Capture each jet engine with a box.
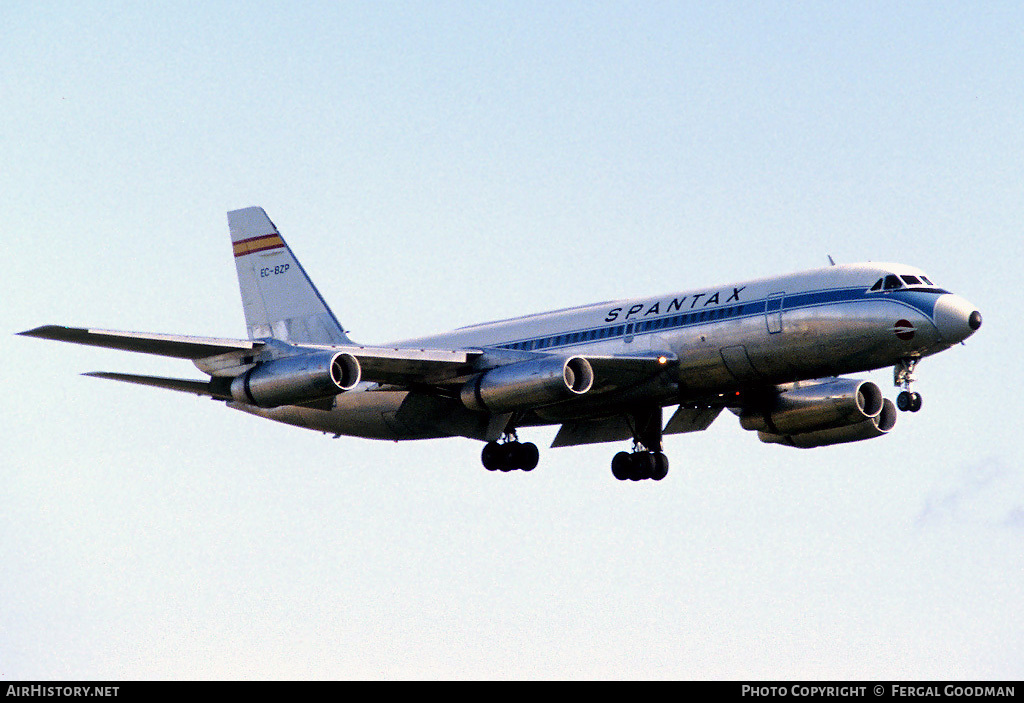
[461,356,594,414]
[230,351,361,407]
[757,399,897,448]
[738,378,896,447]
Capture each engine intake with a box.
[740,378,884,435]
[461,356,594,414]
[230,351,361,408]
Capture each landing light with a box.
[658,355,668,365]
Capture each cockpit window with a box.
[869,272,946,294]
[884,275,903,290]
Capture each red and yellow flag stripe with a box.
[233,234,285,258]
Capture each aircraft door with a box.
[765,292,785,334]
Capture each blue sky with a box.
[2,1,1022,679]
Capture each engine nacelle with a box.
[757,398,897,448]
[461,356,594,414]
[739,378,884,435]
[230,351,361,408]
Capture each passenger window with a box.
[884,275,903,290]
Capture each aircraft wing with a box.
[583,351,678,392]
[551,405,722,448]
[551,416,634,447]
[663,406,722,434]
[18,325,262,359]
[19,325,481,387]
[299,344,481,385]
[21,326,674,402]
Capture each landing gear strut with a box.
[611,406,669,481]
[894,357,923,412]
[481,429,539,472]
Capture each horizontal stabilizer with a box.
[84,372,232,399]
[19,326,261,360]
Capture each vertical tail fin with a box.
[228,207,352,344]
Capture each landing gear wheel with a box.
[630,452,655,481]
[651,452,669,481]
[518,442,539,471]
[897,391,911,412]
[611,451,669,481]
[897,391,923,413]
[611,452,632,481]
[482,441,503,471]
[482,440,540,472]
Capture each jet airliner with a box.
[19,207,982,481]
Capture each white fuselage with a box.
[232,262,978,441]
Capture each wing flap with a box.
[301,344,482,385]
[551,416,634,448]
[553,404,722,447]
[663,406,723,434]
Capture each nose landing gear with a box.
[894,358,923,412]
[896,391,922,412]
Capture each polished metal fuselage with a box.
[231,262,971,441]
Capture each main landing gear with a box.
[481,431,539,472]
[612,448,669,481]
[611,405,669,482]
[894,357,923,413]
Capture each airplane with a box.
[18,207,983,481]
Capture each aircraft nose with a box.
[933,294,982,344]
